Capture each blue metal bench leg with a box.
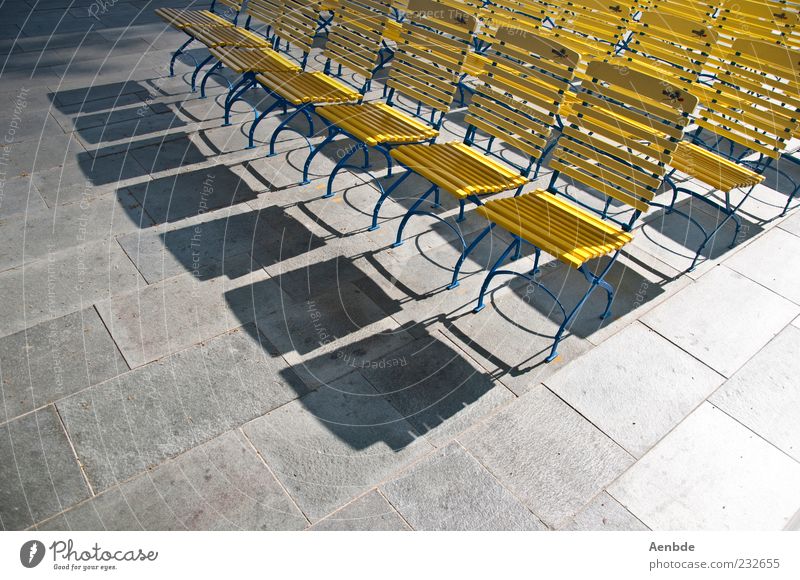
[456,199,466,222]
[324,143,360,197]
[782,183,800,216]
[370,170,411,231]
[547,259,617,362]
[303,128,338,185]
[449,222,495,289]
[473,238,522,312]
[392,185,437,247]
[223,76,253,126]
[431,187,441,208]
[199,60,223,99]
[170,37,194,77]
[191,54,215,92]
[248,98,283,148]
[268,104,312,156]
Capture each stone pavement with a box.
[1,0,800,532]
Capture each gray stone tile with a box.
[530,247,690,347]
[382,443,545,531]
[0,239,145,338]
[73,104,185,146]
[545,322,724,457]
[710,325,800,462]
[243,372,433,521]
[1,189,152,271]
[245,262,414,383]
[0,176,47,219]
[609,403,800,530]
[0,406,90,530]
[460,386,634,528]
[635,198,762,278]
[441,276,594,396]
[57,323,309,491]
[117,203,325,284]
[129,133,208,174]
[561,492,649,531]
[358,333,514,446]
[0,107,57,145]
[779,209,800,237]
[37,430,307,531]
[4,125,86,178]
[49,80,148,109]
[725,228,800,305]
[32,151,149,206]
[309,490,410,531]
[124,165,266,226]
[642,266,800,377]
[0,308,127,422]
[96,254,276,367]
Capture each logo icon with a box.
[20,540,46,568]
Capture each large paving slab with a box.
[710,325,800,463]
[95,254,277,367]
[561,492,649,531]
[381,443,545,531]
[610,403,800,530]
[634,198,761,278]
[37,430,307,531]
[725,227,800,305]
[4,125,87,178]
[544,322,724,457]
[0,406,90,530]
[0,238,145,338]
[642,266,800,377]
[358,332,514,446]
[0,176,48,219]
[116,202,325,284]
[1,189,152,271]
[124,164,267,226]
[56,323,309,492]
[780,209,800,237]
[0,308,127,422]
[309,490,410,531]
[460,386,634,528]
[242,372,433,521]
[441,276,594,396]
[243,262,416,387]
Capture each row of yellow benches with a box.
[156,0,800,362]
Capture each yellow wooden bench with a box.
[305,0,477,196]
[473,60,697,361]
[387,27,582,288]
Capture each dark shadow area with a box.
[274,326,497,450]
[75,148,151,186]
[49,81,151,114]
[441,245,675,376]
[641,196,765,264]
[157,206,327,279]
[74,105,188,144]
[123,165,264,225]
[225,255,402,358]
